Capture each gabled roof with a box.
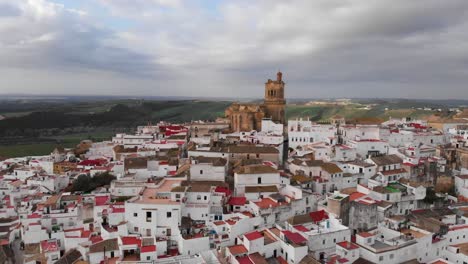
[321,163,343,174]
[371,154,403,166]
[89,238,118,253]
[54,249,82,264]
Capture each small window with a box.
[197,195,201,200]
[167,212,172,218]
[257,177,262,184]
[133,213,138,217]
[200,170,203,175]
[146,211,152,222]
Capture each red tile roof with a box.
[244,231,263,241]
[228,197,247,206]
[282,230,307,244]
[95,195,110,206]
[111,206,125,214]
[381,168,407,176]
[27,212,42,219]
[336,241,359,250]
[141,245,156,253]
[41,240,59,252]
[254,198,285,209]
[277,256,288,264]
[358,231,373,238]
[78,159,107,166]
[294,225,309,232]
[228,244,248,255]
[237,256,254,264]
[121,236,141,246]
[309,210,328,223]
[214,186,231,196]
[90,235,103,244]
[349,192,366,202]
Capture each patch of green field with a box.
[0,131,115,158]
[0,142,77,157]
[286,104,382,121]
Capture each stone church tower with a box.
[225,71,286,132]
[264,71,286,124]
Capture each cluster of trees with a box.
[0,101,230,138]
[71,172,116,193]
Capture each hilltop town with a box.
[1,73,468,264]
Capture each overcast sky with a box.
[1,0,468,99]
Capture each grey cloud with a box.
[1,0,468,99]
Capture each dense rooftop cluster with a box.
[1,108,468,264]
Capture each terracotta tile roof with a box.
[237,256,254,264]
[235,164,278,174]
[228,145,279,154]
[292,175,313,183]
[89,238,119,253]
[228,197,247,206]
[192,156,227,166]
[244,231,263,241]
[282,230,307,244]
[254,198,283,209]
[347,160,375,168]
[321,163,343,174]
[277,256,289,264]
[294,225,310,232]
[54,249,82,264]
[121,236,142,246]
[357,231,373,238]
[381,168,407,175]
[309,210,329,223]
[336,241,359,250]
[245,185,279,193]
[349,192,366,201]
[249,252,268,264]
[95,195,110,206]
[141,245,156,253]
[371,154,403,166]
[228,244,248,255]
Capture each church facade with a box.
[225,72,286,132]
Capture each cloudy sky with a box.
[1,0,468,99]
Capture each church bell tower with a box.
[264,71,286,124]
